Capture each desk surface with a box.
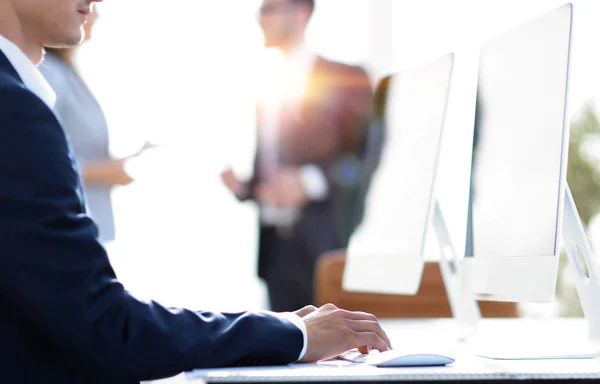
[186,318,600,383]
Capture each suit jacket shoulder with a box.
[311,57,372,95]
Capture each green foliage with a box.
[567,103,600,227]
[556,102,600,317]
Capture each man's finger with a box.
[358,345,371,354]
[294,305,318,318]
[320,303,339,313]
[342,310,379,322]
[347,320,392,350]
[355,332,389,353]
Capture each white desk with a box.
[186,319,600,383]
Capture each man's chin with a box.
[45,31,85,49]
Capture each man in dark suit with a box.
[0,1,391,382]
[221,0,373,312]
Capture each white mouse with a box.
[368,350,455,367]
[336,348,455,367]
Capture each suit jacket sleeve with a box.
[0,87,303,382]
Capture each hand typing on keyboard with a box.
[293,304,392,363]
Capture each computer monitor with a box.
[464,3,600,358]
[343,53,455,295]
[464,3,573,303]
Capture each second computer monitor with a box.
[465,4,573,302]
[343,53,454,295]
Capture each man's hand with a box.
[292,305,371,355]
[299,304,392,363]
[220,168,245,197]
[84,159,134,187]
[256,167,309,208]
[105,159,134,186]
[293,305,318,318]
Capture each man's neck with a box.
[0,2,43,64]
[280,38,305,58]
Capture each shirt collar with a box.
[0,35,56,109]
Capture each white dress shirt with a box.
[0,35,55,109]
[0,35,309,362]
[258,44,329,227]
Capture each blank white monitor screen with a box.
[465,4,572,301]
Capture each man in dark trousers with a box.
[0,0,391,382]
[222,0,373,312]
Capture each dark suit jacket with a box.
[241,56,374,279]
[352,75,389,226]
[0,50,303,384]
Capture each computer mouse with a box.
[367,350,455,367]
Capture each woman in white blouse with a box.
[40,6,143,243]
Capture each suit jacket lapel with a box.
[0,50,25,86]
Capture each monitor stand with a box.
[473,185,600,360]
[432,201,481,341]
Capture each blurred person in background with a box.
[221,0,374,312]
[40,5,149,243]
